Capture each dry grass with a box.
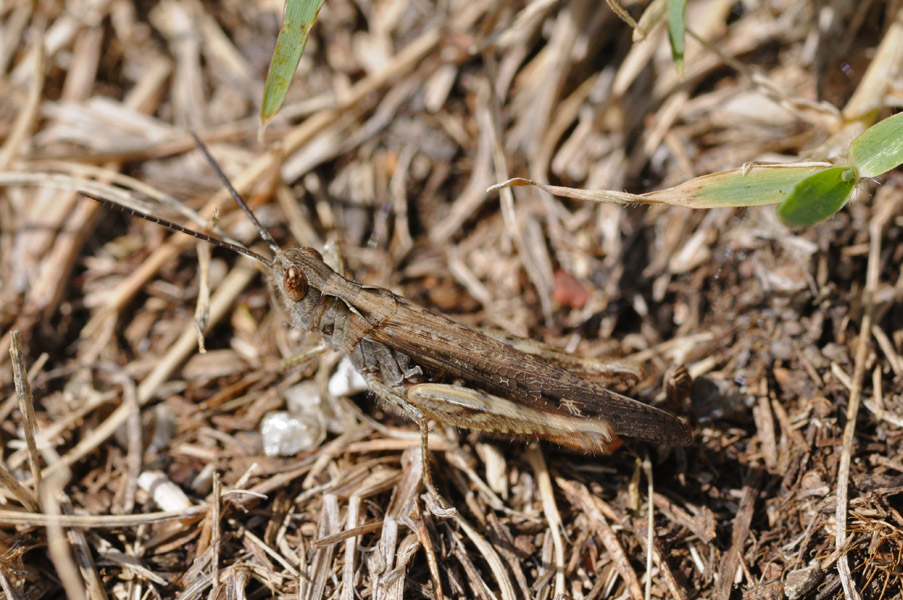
[1,1,903,598]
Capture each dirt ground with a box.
[1,0,902,598]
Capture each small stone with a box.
[260,411,324,456]
[328,357,369,397]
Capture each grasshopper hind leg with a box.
[365,377,457,517]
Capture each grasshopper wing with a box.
[364,297,693,448]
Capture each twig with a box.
[9,332,41,493]
[452,511,517,600]
[61,497,108,600]
[835,191,898,600]
[207,472,221,600]
[525,444,565,597]
[557,477,644,600]
[0,506,208,528]
[642,453,654,600]
[41,477,88,600]
[716,470,762,600]
[0,33,43,169]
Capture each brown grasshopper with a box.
[84,137,692,510]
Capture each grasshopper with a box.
[84,137,692,511]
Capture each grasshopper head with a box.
[271,247,336,330]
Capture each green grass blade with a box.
[644,163,830,207]
[776,166,858,227]
[667,0,686,77]
[260,0,324,126]
[849,111,903,178]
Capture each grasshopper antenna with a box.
[191,133,282,257]
[81,192,271,265]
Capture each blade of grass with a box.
[849,111,903,178]
[667,0,686,77]
[260,0,325,127]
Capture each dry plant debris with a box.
[1,1,903,598]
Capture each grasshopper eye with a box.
[284,265,308,302]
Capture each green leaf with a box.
[260,0,325,126]
[644,163,830,207]
[776,166,858,227]
[849,111,903,178]
[667,0,686,77]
